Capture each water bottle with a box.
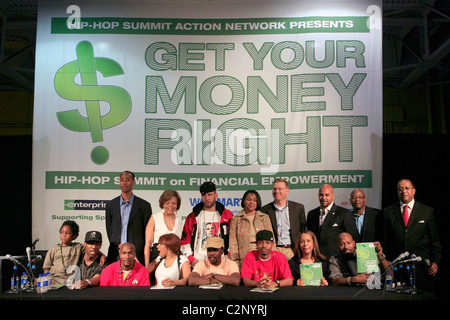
[20,272,29,290]
[10,266,18,290]
[385,272,393,291]
[43,272,50,292]
[37,274,43,293]
[47,272,52,288]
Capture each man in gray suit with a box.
[105,170,152,265]
[382,178,441,292]
[260,178,306,260]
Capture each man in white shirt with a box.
[181,182,234,268]
[188,237,240,286]
[306,184,358,259]
[382,178,441,293]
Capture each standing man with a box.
[350,189,382,242]
[188,237,241,287]
[260,178,306,260]
[307,184,358,259]
[382,178,441,292]
[105,170,152,265]
[241,230,293,288]
[99,242,150,286]
[181,181,234,268]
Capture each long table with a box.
[0,286,437,319]
[0,284,433,301]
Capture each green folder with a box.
[300,263,323,286]
[356,242,380,273]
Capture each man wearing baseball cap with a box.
[73,231,105,289]
[241,230,294,289]
[188,237,240,286]
[181,181,234,268]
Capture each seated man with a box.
[328,232,392,286]
[73,231,105,289]
[241,230,293,288]
[100,242,150,286]
[188,237,240,286]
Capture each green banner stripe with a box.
[52,17,370,35]
[46,170,372,190]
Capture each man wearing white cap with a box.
[188,237,240,286]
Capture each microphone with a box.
[31,238,39,247]
[392,251,409,264]
[26,247,31,264]
[401,256,422,264]
[6,254,21,265]
[31,255,42,263]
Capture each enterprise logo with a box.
[64,200,107,211]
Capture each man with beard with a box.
[307,184,358,259]
[181,182,234,268]
[350,189,382,242]
[72,231,105,289]
[188,237,241,286]
[241,230,293,288]
[382,178,441,293]
[328,232,391,286]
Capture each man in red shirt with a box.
[100,242,150,286]
[241,230,293,288]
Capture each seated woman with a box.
[147,233,191,287]
[288,230,329,286]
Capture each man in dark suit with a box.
[260,178,306,260]
[382,178,441,292]
[105,170,152,265]
[306,184,358,259]
[350,188,382,242]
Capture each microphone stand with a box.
[5,260,21,294]
[351,258,402,299]
[403,262,419,295]
[6,253,37,294]
[25,261,38,293]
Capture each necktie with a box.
[320,209,326,226]
[402,204,409,226]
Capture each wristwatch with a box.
[86,279,92,287]
[275,280,280,287]
[378,253,386,261]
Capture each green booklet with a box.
[300,263,323,286]
[356,242,380,273]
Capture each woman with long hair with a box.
[288,230,329,286]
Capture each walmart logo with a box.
[54,41,132,165]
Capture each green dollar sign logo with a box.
[54,41,132,165]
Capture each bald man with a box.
[350,188,382,242]
[382,178,441,293]
[306,184,358,259]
